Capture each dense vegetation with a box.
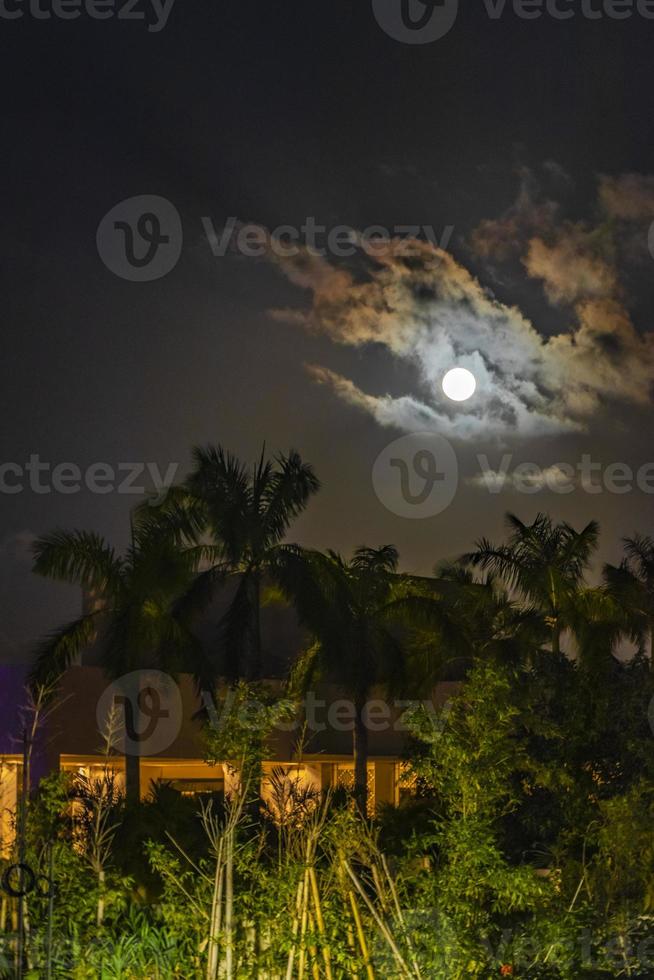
[1,445,654,978]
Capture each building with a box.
[0,587,461,848]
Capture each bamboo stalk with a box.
[307,911,320,980]
[371,864,389,915]
[308,866,333,980]
[380,855,422,980]
[224,827,234,980]
[206,837,225,980]
[286,872,306,980]
[297,867,310,980]
[348,890,375,980]
[45,843,55,980]
[343,861,412,979]
[298,833,316,980]
[335,852,359,980]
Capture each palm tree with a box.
[463,513,600,656]
[604,534,654,670]
[144,445,320,680]
[273,545,401,813]
[566,585,627,672]
[30,517,218,805]
[431,563,548,667]
[273,545,444,814]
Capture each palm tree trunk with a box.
[353,699,369,816]
[246,572,262,680]
[125,749,140,806]
[114,675,141,805]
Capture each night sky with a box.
[2,1,654,661]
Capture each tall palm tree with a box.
[273,545,402,813]
[463,513,600,656]
[604,534,654,670]
[566,585,627,672]
[273,545,459,814]
[30,518,218,804]
[431,563,548,667]
[145,445,320,680]
[380,563,548,698]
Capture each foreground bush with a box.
[1,654,653,978]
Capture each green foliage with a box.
[405,661,556,977]
[204,681,296,791]
[16,504,654,976]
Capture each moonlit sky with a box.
[2,4,654,661]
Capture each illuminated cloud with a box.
[466,463,578,493]
[523,228,616,305]
[471,164,561,262]
[269,173,654,441]
[598,173,654,220]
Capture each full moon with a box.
[442,367,477,402]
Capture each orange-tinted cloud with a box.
[269,173,654,440]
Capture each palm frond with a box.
[351,544,399,574]
[133,487,208,545]
[261,450,320,544]
[187,444,250,563]
[171,561,230,625]
[623,534,654,583]
[32,529,123,593]
[30,612,101,686]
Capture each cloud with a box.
[598,173,654,221]
[466,463,577,493]
[470,165,560,262]
[268,173,654,441]
[523,227,616,305]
